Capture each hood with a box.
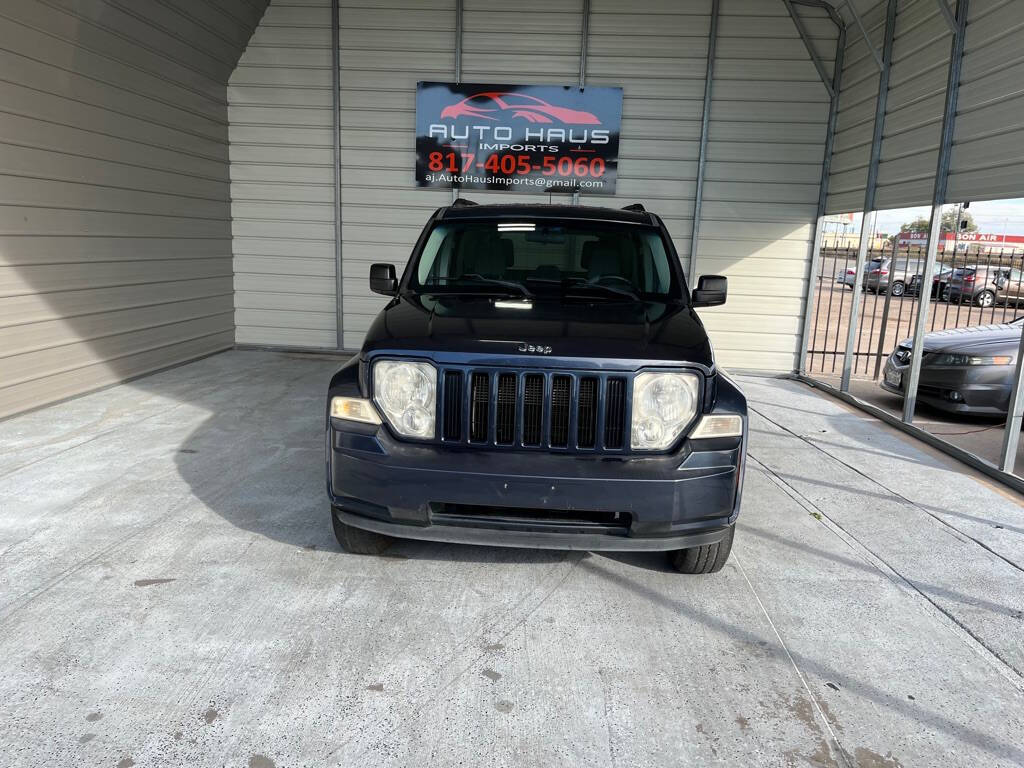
[898,322,1023,354]
[361,293,714,368]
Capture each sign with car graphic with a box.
[415,81,623,195]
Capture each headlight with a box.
[373,360,436,438]
[927,353,1013,366]
[630,371,699,451]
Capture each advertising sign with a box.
[415,81,623,195]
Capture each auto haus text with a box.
[427,124,611,153]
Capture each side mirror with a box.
[369,263,398,296]
[691,275,727,307]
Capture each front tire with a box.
[889,281,905,297]
[975,290,995,308]
[331,510,395,554]
[669,525,735,574]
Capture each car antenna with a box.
[450,198,478,208]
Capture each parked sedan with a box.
[945,265,1024,307]
[881,318,1023,415]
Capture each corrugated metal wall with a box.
[826,0,886,214]
[0,0,266,419]
[948,0,1024,202]
[697,0,836,371]
[338,0,455,350]
[231,0,836,371]
[827,0,1024,213]
[229,0,338,348]
[872,0,949,210]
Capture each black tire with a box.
[331,510,395,555]
[889,281,905,297]
[941,287,951,302]
[669,524,735,574]
[975,290,995,308]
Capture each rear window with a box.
[410,219,682,299]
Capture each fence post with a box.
[872,238,900,379]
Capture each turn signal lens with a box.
[690,414,744,439]
[330,396,382,425]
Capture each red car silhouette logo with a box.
[440,91,601,125]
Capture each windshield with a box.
[408,220,683,301]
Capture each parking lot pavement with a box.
[1,351,1022,768]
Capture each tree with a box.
[899,210,978,234]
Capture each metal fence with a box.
[807,243,1024,378]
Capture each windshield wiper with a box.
[563,280,642,302]
[459,273,534,299]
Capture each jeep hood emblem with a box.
[518,343,552,354]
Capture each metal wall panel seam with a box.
[452,0,463,204]
[332,0,343,349]
[840,0,896,391]
[572,0,590,206]
[687,0,718,288]
[902,0,969,422]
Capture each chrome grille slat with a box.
[438,367,631,453]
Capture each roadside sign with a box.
[415,81,623,195]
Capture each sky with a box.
[827,198,1024,237]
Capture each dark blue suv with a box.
[325,202,747,573]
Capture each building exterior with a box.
[1,0,1023,420]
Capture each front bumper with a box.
[327,422,744,552]
[881,357,1012,415]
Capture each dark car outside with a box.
[945,265,1024,307]
[906,262,954,298]
[881,317,1023,415]
[325,202,747,574]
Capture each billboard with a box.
[415,82,623,195]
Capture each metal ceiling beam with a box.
[796,4,847,374]
[935,0,958,33]
[839,0,897,390]
[902,0,970,422]
[783,0,835,98]
[843,0,883,70]
[688,0,719,287]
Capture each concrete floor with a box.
[816,373,1024,473]
[1,350,1023,768]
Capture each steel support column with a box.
[839,0,897,390]
[331,0,343,349]
[688,0,719,287]
[795,1,846,374]
[999,329,1024,473]
[451,0,464,204]
[902,0,969,422]
[572,0,591,206]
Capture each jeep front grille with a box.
[438,367,631,453]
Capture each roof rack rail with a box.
[621,203,646,213]
[450,197,478,207]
